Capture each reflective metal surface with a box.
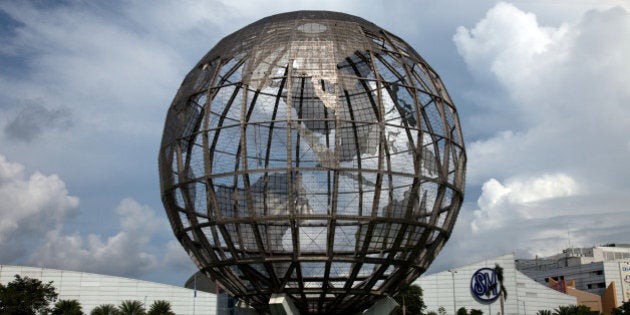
[159,10,466,314]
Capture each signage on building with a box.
[621,262,630,301]
[470,267,499,303]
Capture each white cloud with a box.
[471,173,580,232]
[0,154,79,260]
[454,3,630,188]
[0,153,186,279]
[414,2,630,273]
[433,186,630,271]
[454,2,569,89]
[29,198,165,278]
[428,2,630,272]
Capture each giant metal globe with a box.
[159,11,466,314]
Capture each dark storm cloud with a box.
[4,103,72,142]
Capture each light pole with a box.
[448,269,458,315]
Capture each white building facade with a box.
[415,254,577,315]
[516,244,630,304]
[0,265,217,314]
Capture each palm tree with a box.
[554,305,598,315]
[118,300,146,315]
[494,264,507,315]
[52,299,84,315]
[90,304,118,315]
[147,300,175,315]
[553,306,573,315]
[537,310,553,315]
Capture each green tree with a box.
[538,310,553,315]
[554,306,572,315]
[393,284,426,315]
[52,299,84,315]
[470,309,483,315]
[90,304,119,315]
[613,300,630,315]
[0,274,58,315]
[147,300,175,315]
[118,300,146,315]
[553,305,598,315]
[457,307,468,315]
[574,305,599,315]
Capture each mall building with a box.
[3,244,629,315]
[416,245,630,315]
[0,265,217,314]
[415,254,577,315]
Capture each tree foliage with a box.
[90,304,119,315]
[553,305,599,315]
[52,299,84,315]
[118,300,146,315]
[455,307,483,315]
[393,284,426,315]
[613,300,630,315]
[147,300,175,315]
[0,274,58,315]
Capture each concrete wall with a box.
[566,287,601,313]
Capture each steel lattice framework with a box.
[159,11,466,314]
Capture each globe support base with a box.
[269,293,300,315]
[361,296,399,315]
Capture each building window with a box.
[587,282,606,289]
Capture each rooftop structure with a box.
[516,245,630,306]
[159,10,466,314]
[516,244,630,270]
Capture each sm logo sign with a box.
[470,268,499,303]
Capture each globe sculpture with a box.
[159,11,466,314]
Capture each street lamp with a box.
[448,269,458,315]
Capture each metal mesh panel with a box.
[159,10,466,314]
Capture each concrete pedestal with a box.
[269,293,300,315]
[361,296,399,315]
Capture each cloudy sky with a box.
[1,0,629,286]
